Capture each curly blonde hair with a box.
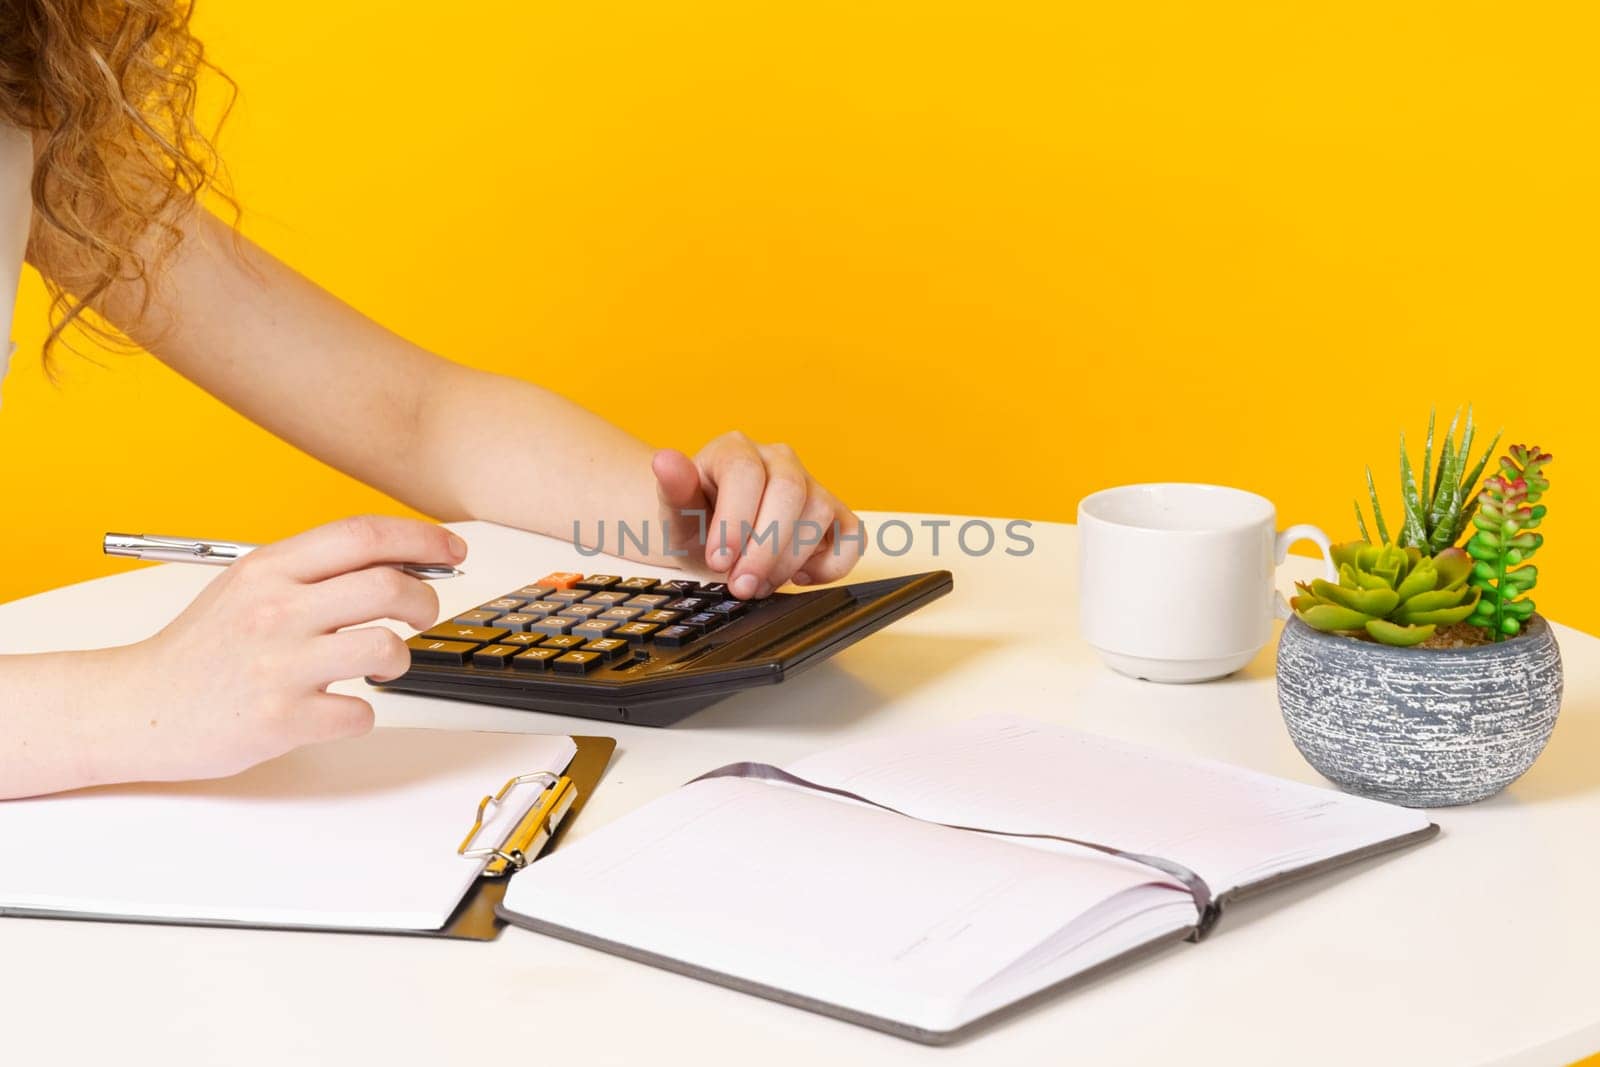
[0,0,231,358]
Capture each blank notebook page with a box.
[0,729,576,931]
[502,775,1201,1034]
[786,716,1433,892]
[501,717,1432,1037]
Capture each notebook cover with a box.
[1196,820,1440,940]
[496,811,1437,1042]
[0,735,616,942]
[502,910,1197,1044]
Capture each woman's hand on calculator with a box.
[107,516,466,782]
[652,434,864,599]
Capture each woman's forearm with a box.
[62,207,856,585]
[0,649,129,799]
[412,363,664,544]
[79,210,662,547]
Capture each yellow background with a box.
[2,1,1596,633]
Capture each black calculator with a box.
[372,569,953,726]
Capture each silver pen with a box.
[103,533,464,580]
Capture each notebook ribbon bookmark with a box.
[689,762,1218,934]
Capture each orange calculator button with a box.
[538,571,585,590]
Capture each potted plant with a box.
[1275,410,1564,807]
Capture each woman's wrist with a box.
[72,641,167,788]
[0,643,147,798]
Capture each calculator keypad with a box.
[405,636,477,665]
[570,620,619,640]
[540,634,587,651]
[422,624,509,644]
[554,650,603,674]
[472,644,522,668]
[400,573,778,679]
[584,637,631,661]
[529,616,575,636]
[512,647,561,670]
[653,625,697,647]
[452,609,504,627]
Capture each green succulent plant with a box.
[1291,542,1481,647]
[1466,444,1553,641]
[1355,407,1502,555]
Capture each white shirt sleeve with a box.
[0,123,35,408]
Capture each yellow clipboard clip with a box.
[457,770,578,877]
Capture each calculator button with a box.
[582,637,631,660]
[612,622,660,644]
[616,577,659,592]
[529,616,576,636]
[512,647,561,670]
[483,598,526,613]
[623,594,670,611]
[581,590,632,608]
[546,590,588,605]
[652,625,698,647]
[501,632,545,647]
[637,610,682,626]
[696,582,730,602]
[421,624,508,644]
[654,580,698,597]
[512,586,554,600]
[452,609,503,627]
[707,600,747,620]
[576,574,622,591]
[664,597,707,613]
[406,637,477,665]
[554,650,602,674]
[522,600,566,616]
[557,603,604,621]
[540,634,587,650]
[571,620,619,640]
[598,606,644,621]
[471,644,522,668]
[683,612,724,631]
[491,613,540,632]
[538,572,584,590]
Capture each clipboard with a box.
[436,734,615,940]
[0,735,616,942]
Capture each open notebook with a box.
[499,717,1436,1042]
[0,729,610,938]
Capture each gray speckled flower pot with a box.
[1276,615,1563,807]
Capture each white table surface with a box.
[2,515,1597,1067]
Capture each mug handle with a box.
[1274,524,1336,620]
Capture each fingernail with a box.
[732,574,759,600]
[793,572,812,586]
[447,533,468,558]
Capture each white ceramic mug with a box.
[1077,483,1336,683]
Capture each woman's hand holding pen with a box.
[98,516,463,784]
[652,433,865,599]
